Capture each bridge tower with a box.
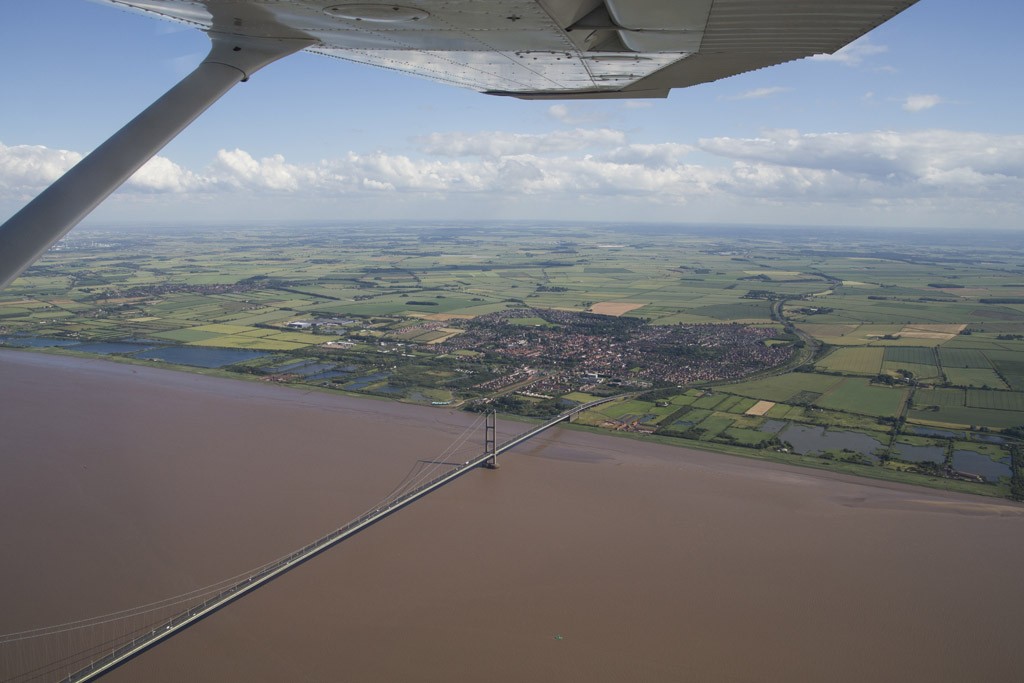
[482,409,499,469]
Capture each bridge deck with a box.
[64,396,620,682]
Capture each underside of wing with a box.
[0,0,924,290]
[105,0,920,97]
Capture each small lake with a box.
[907,426,964,439]
[778,424,883,462]
[972,434,1008,445]
[891,443,946,464]
[759,420,787,434]
[271,359,318,373]
[952,451,1012,482]
[307,369,355,381]
[131,347,269,368]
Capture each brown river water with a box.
[2,349,1024,682]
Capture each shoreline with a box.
[4,348,1024,681]
[2,346,1013,503]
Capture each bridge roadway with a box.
[65,396,622,682]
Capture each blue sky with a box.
[1,0,1022,229]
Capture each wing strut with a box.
[0,33,312,289]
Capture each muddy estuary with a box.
[2,350,1023,682]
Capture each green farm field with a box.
[816,347,883,374]
[943,367,1007,388]
[814,378,908,417]
[721,374,842,403]
[3,223,1024,499]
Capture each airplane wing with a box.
[0,0,921,289]
[110,0,921,98]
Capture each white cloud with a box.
[483,154,722,198]
[726,86,791,100]
[0,143,203,197]
[0,142,80,197]
[601,143,695,167]
[698,129,1024,195]
[3,129,1022,229]
[211,149,318,191]
[334,152,492,192]
[548,104,573,123]
[623,101,654,109]
[128,156,203,193]
[809,38,888,66]
[419,129,626,157]
[546,104,605,125]
[903,94,943,112]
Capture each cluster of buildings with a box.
[470,367,537,392]
[435,308,791,389]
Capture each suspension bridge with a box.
[0,396,619,683]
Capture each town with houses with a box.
[275,307,793,415]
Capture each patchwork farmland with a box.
[3,223,1023,499]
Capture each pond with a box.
[972,434,1008,445]
[271,359,318,373]
[131,347,269,368]
[907,426,964,439]
[951,451,1012,482]
[890,443,946,464]
[759,420,787,434]
[307,369,355,381]
[778,424,884,462]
